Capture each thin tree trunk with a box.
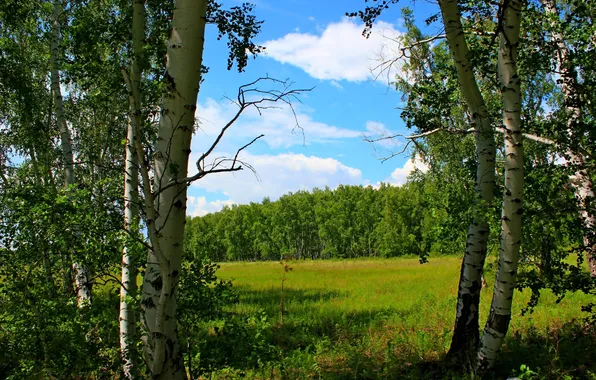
[541,0,596,277]
[477,0,523,369]
[140,1,208,378]
[50,0,92,307]
[119,1,145,377]
[120,124,140,377]
[28,144,56,289]
[439,0,496,359]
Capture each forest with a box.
[0,0,595,379]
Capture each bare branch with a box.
[155,77,310,196]
[370,30,446,85]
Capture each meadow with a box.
[197,256,596,379]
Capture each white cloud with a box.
[189,152,363,206]
[194,97,361,152]
[330,80,343,89]
[386,156,429,186]
[263,18,405,83]
[187,196,234,217]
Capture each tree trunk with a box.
[140,1,208,378]
[50,0,92,307]
[120,117,139,378]
[119,1,145,377]
[439,0,496,359]
[477,0,523,369]
[120,118,140,377]
[541,0,596,277]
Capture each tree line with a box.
[186,180,469,262]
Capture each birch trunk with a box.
[541,0,596,277]
[140,1,208,378]
[439,0,496,359]
[50,0,91,307]
[477,0,523,369]
[120,116,140,376]
[120,118,139,378]
[119,1,145,377]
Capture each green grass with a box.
[201,257,596,379]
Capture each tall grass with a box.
[201,257,595,379]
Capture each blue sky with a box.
[187,0,439,216]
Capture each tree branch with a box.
[155,77,310,196]
[366,125,556,163]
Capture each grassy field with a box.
[199,256,596,379]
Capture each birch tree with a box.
[540,0,596,277]
[50,0,92,306]
[119,0,145,376]
[477,0,523,369]
[351,0,498,358]
[437,0,497,359]
[120,1,306,376]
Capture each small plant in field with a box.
[516,364,538,379]
[279,255,293,324]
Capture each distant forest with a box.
[185,150,577,264]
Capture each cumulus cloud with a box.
[188,152,363,206]
[193,97,361,153]
[262,18,405,83]
[187,196,234,217]
[387,156,429,186]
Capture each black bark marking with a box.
[141,297,156,309]
[150,276,163,291]
[489,312,511,335]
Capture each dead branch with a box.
[155,77,311,196]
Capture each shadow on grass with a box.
[312,319,596,380]
[494,320,596,379]
[204,286,596,379]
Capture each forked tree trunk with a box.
[439,0,496,359]
[541,0,596,277]
[140,1,208,378]
[50,0,92,307]
[119,1,145,377]
[477,0,523,370]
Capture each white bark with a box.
[120,118,139,378]
[439,0,496,357]
[50,0,91,307]
[140,1,208,378]
[119,1,145,377]
[478,0,523,369]
[541,0,596,277]
[120,114,140,377]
